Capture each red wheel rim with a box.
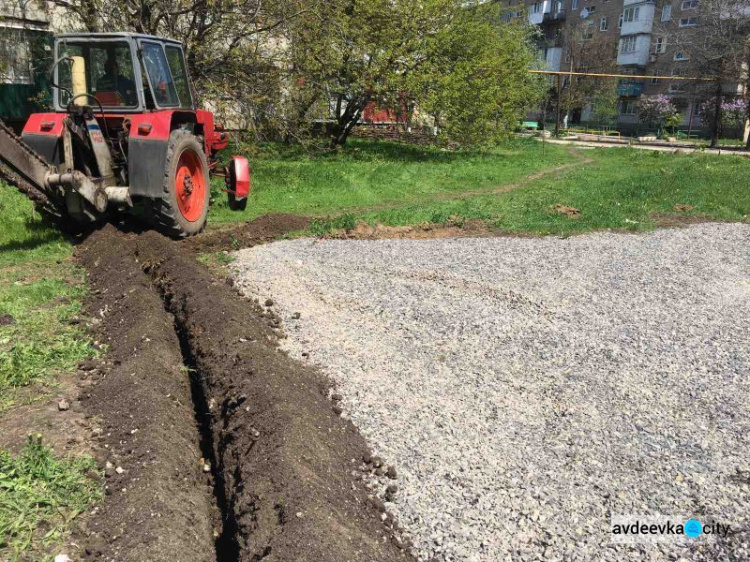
[174,149,206,222]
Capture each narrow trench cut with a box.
[162,289,241,562]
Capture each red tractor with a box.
[0,32,250,237]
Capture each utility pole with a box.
[555,73,562,136]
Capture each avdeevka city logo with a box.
[684,519,703,538]
[610,515,731,543]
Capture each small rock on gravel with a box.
[57,399,70,411]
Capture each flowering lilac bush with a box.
[638,95,681,131]
[700,98,748,128]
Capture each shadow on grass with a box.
[229,138,537,165]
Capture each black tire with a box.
[227,192,248,211]
[148,129,210,237]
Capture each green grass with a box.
[208,139,750,236]
[0,435,101,562]
[207,138,572,224]
[0,186,100,559]
[0,188,97,408]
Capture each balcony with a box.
[617,34,652,66]
[619,3,655,36]
[528,0,552,25]
[616,80,645,96]
[542,9,566,23]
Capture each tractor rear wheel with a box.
[152,129,210,237]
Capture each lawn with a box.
[208,138,750,235]
[0,185,100,561]
[207,137,572,224]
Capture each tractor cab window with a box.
[139,42,179,108]
[165,45,193,109]
[58,41,138,108]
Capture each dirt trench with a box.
[75,224,411,561]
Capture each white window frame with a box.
[661,4,672,21]
[654,36,666,53]
[533,2,542,14]
[572,0,579,10]
[679,16,698,26]
[620,35,638,54]
[681,0,699,9]
[600,16,609,30]
[673,51,690,61]
[623,6,640,22]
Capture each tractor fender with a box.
[21,113,66,166]
[228,156,251,200]
[126,111,179,198]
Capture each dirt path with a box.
[75,225,412,561]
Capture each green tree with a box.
[286,0,544,146]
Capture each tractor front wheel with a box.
[154,129,210,237]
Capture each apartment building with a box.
[0,0,53,127]
[501,0,745,133]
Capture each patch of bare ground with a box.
[327,219,502,240]
[188,214,310,254]
[649,212,740,229]
[73,224,412,561]
[0,373,91,457]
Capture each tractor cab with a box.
[53,33,195,113]
[8,32,250,237]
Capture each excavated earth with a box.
[74,221,412,561]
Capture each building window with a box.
[654,36,666,53]
[572,0,578,10]
[623,6,640,22]
[668,83,685,93]
[532,2,542,14]
[0,28,34,85]
[621,100,638,115]
[600,16,609,30]
[661,4,672,21]
[584,19,595,39]
[620,35,638,53]
[681,0,699,9]
[679,16,698,26]
[588,5,596,12]
[673,51,690,61]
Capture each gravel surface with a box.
[231,223,750,561]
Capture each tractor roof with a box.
[55,32,184,47]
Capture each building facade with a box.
[501,0,746,134]
[0,0,54,127]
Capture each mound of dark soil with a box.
[76,227,216,561]
[189,214,311,253]
[75,224,411,561]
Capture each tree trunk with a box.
[709,81,722,149]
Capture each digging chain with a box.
[0,119,61,216]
